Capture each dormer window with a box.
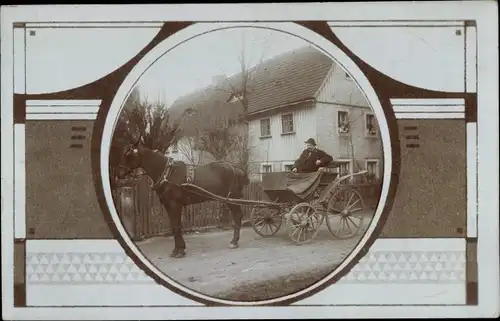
[184,107,197,116]
[228,92,244,103]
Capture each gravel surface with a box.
[137,210,374,301]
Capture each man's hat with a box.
[304,138,317,146]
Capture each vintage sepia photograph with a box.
[2,3,497,320]
[109,27,383,301]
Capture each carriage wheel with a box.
[326,187,366,239]
[251,206,283,237]
[286,202,324,245]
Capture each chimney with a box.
[212,74,225,86]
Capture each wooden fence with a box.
[113,175,382,241]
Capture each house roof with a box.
[168,45,334,122]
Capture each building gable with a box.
[169,46,334,124]
[315,64,370,108]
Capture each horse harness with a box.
[150,157,239,199]
[150,157,175,191]
[150,157,197,191]
[215,160,238,198]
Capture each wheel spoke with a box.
[326,188,366,239]
[329,206,344,214]
[335,219,342,235]
[346,215,360,229]
[347,198,360,211]
[344,217,353,234]
[254,218,265,227]
[345,192,355,209]
[252,208,282,237]
[312,215,321,228]
[303,227,309,241]
[309,217,316,229]
[297,228,303,242]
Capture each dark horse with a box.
[113,139,250,259]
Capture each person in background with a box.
[292,138,333,173]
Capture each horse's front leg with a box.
[227,203,243,249]
[166,201,187,258]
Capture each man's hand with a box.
[292,168,297,172]
[315,160,322,166]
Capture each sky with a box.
[135,27,312,106]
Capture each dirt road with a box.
[137,210,374,301]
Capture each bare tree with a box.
[177,136,204,165]
[208,34,270,176]
[180,108,244,163]
[123,98,179,155]
[110,87,181,185]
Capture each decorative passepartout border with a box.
[13,99,103,240]
[24,240,198,307]
[2,1,496,318]
[391,98,465,119]
[24,238,466,307]
[25,100,101,120]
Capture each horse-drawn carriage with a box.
[115,140,369,257]
[182,164,368,245]
[248,166,367,244]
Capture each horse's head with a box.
[116,138,144,179]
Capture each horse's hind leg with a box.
[165,201,187,258]
[227,203,243,249]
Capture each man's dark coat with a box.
[293,148,333,173]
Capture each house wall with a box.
[170,63,384,180]
[315,64,384,177]
[248,104,317,177]
[315,103,383,174]
[316,64,369,107]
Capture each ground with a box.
[137,209,374,301]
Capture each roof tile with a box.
[169,45,333,121]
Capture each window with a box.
[345,72,352,80]
[365,113,377,137]
[283,163,294,172]
[261,164,272,173]
[337,110,350,134]
[337,160,351,177]
[260,118,271,137]
[228,92,244,103]
[281,113,294,134]
[365,159,379,182]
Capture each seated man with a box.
[292,138,333,173]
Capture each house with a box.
[167,45,383,181]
